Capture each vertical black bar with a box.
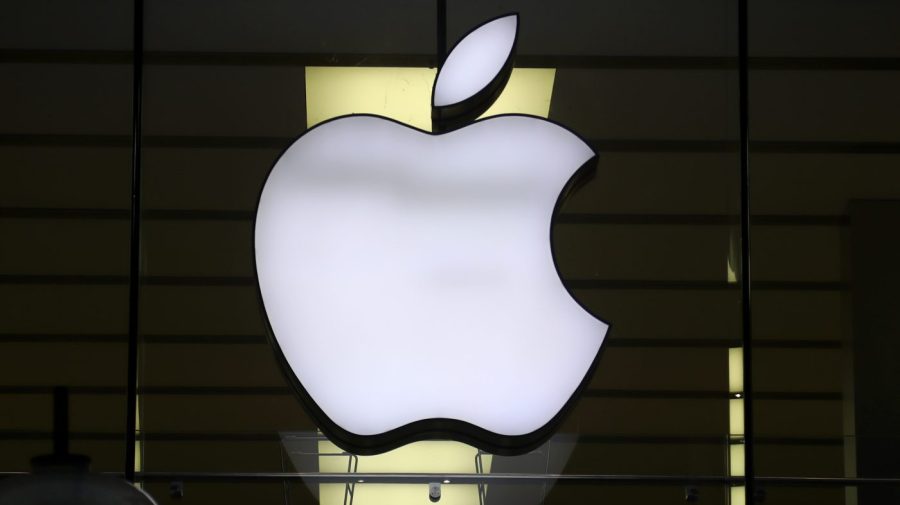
[436,0,447,65]
[125,0,144,484]
[738,0,755,502]
[53,386,69,456]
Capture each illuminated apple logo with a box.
[254,14,609,455]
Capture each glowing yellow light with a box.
[729,443,745,477]
[727,259,738,283]
[318,440,492,505]
[481,68,555,119]
[730,485,746,505]
[134,395,143,483]
[305,67,556,131]
[306,67,436,130]
[729,398,745,436]
[728,347,743,394]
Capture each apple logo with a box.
[254,13,609,456]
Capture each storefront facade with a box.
[2,1,900,503]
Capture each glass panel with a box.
[758,483,900,505]
[139,481,733,505]
[138,0,437,479]
[139,0,741,491]
[7,1,900,502]
[750,0,900,482]
[0,0,133,472]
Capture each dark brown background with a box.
[2,0,900,503]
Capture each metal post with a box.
[436,0,447,65]
[53,387,69,456]
[737,0,755,502]
[125,0,144,484]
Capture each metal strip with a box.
[0,207,853,227]
[124,0,144,484]
[436,0,447,65]
[0,385,842,401]
[737,0,756,502]
[135,472,747,485]
[4,49,900,71]
[0,471,896,487]
[5,133,900,153]
[0,274,850,291]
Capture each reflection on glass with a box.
[281,432,577,505]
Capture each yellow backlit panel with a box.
[305,67,555,131]
[731,485,746,505]
[729,443,745,477]
[318,440,492,505]
[730,398,745,436]
[306,67,436,130]
[729,347,743,393]
[481,68,555,119]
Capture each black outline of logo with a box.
[252,13,611,456]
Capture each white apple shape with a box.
[254,14,609,455]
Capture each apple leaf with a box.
[432,14,518,132]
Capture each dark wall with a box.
[1,1,899,504]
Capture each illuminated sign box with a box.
[255,14,608,457]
